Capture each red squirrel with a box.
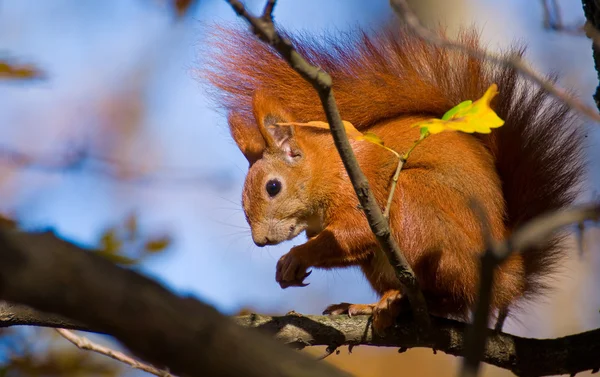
[201,23,585,332]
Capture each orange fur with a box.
[199,22,585,328]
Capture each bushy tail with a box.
[200,22,586,299]
[481,65,585,298]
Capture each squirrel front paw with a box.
[276,251,312,289]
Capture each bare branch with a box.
[2,304,600,376]
[262,0,276,20]
[235,313,600,377]
[389,0,600,123]
[0,229,350,377]
[224,0,431,335]
[460,202,600,377]
[56,329,174,377]
[0,202,598,375]
[0,301,95,332]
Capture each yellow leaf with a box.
[99,228,122,255]
[144,236,172,253]
[95,251,137,265]
[362,132,384,146]
[412,84,505,135]
[277,120,397,157]
[276,120,364,140]
[0,60,44,80]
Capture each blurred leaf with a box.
[0,60,44,80]
[173,0,198,17]
[143,235,172,253]
[98,228,122,255]
[94,251,138,266]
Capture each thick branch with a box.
[3,304,600,376]
[236,314,600,377]
[225,0,431,334]
[0,301,95,332]
[0,229,349,377]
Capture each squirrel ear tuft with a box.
[253,91,303,163]
[228,112,266,166]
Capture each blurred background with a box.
[0,0,598,376]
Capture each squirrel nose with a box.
[254,236,274,247]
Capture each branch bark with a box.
[236,313,600,377]
[225,0,432,335]
[0,201,598,376]
[0,301,94,331]
[0,229,349,377]
[3,304,600,377]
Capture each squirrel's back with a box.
[202,23,585,309]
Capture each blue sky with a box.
[1,0,598,337]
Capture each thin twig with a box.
[56,329,174,377]
[262,0,276,20]
[551,0,563,29]
[541,0,552,29]
[383,131,427,219]
[389,0,600,123]
[225,0,432,334]
[457,202,600,377]
[383,157,405,219]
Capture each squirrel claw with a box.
[276,252,311,289]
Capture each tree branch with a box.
[235,313,600,377]
[460,202,600,377]
[390,0,600,123]
[225,0,432,335]
[4,305,600,377]
[0,229,350,377]
[0,301,95,332]
[0,200,598,377]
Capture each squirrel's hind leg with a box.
[322,302,376,316]
[323,289,409,334]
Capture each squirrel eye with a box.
[265,179,282,197]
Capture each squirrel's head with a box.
[229,91,316,247]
